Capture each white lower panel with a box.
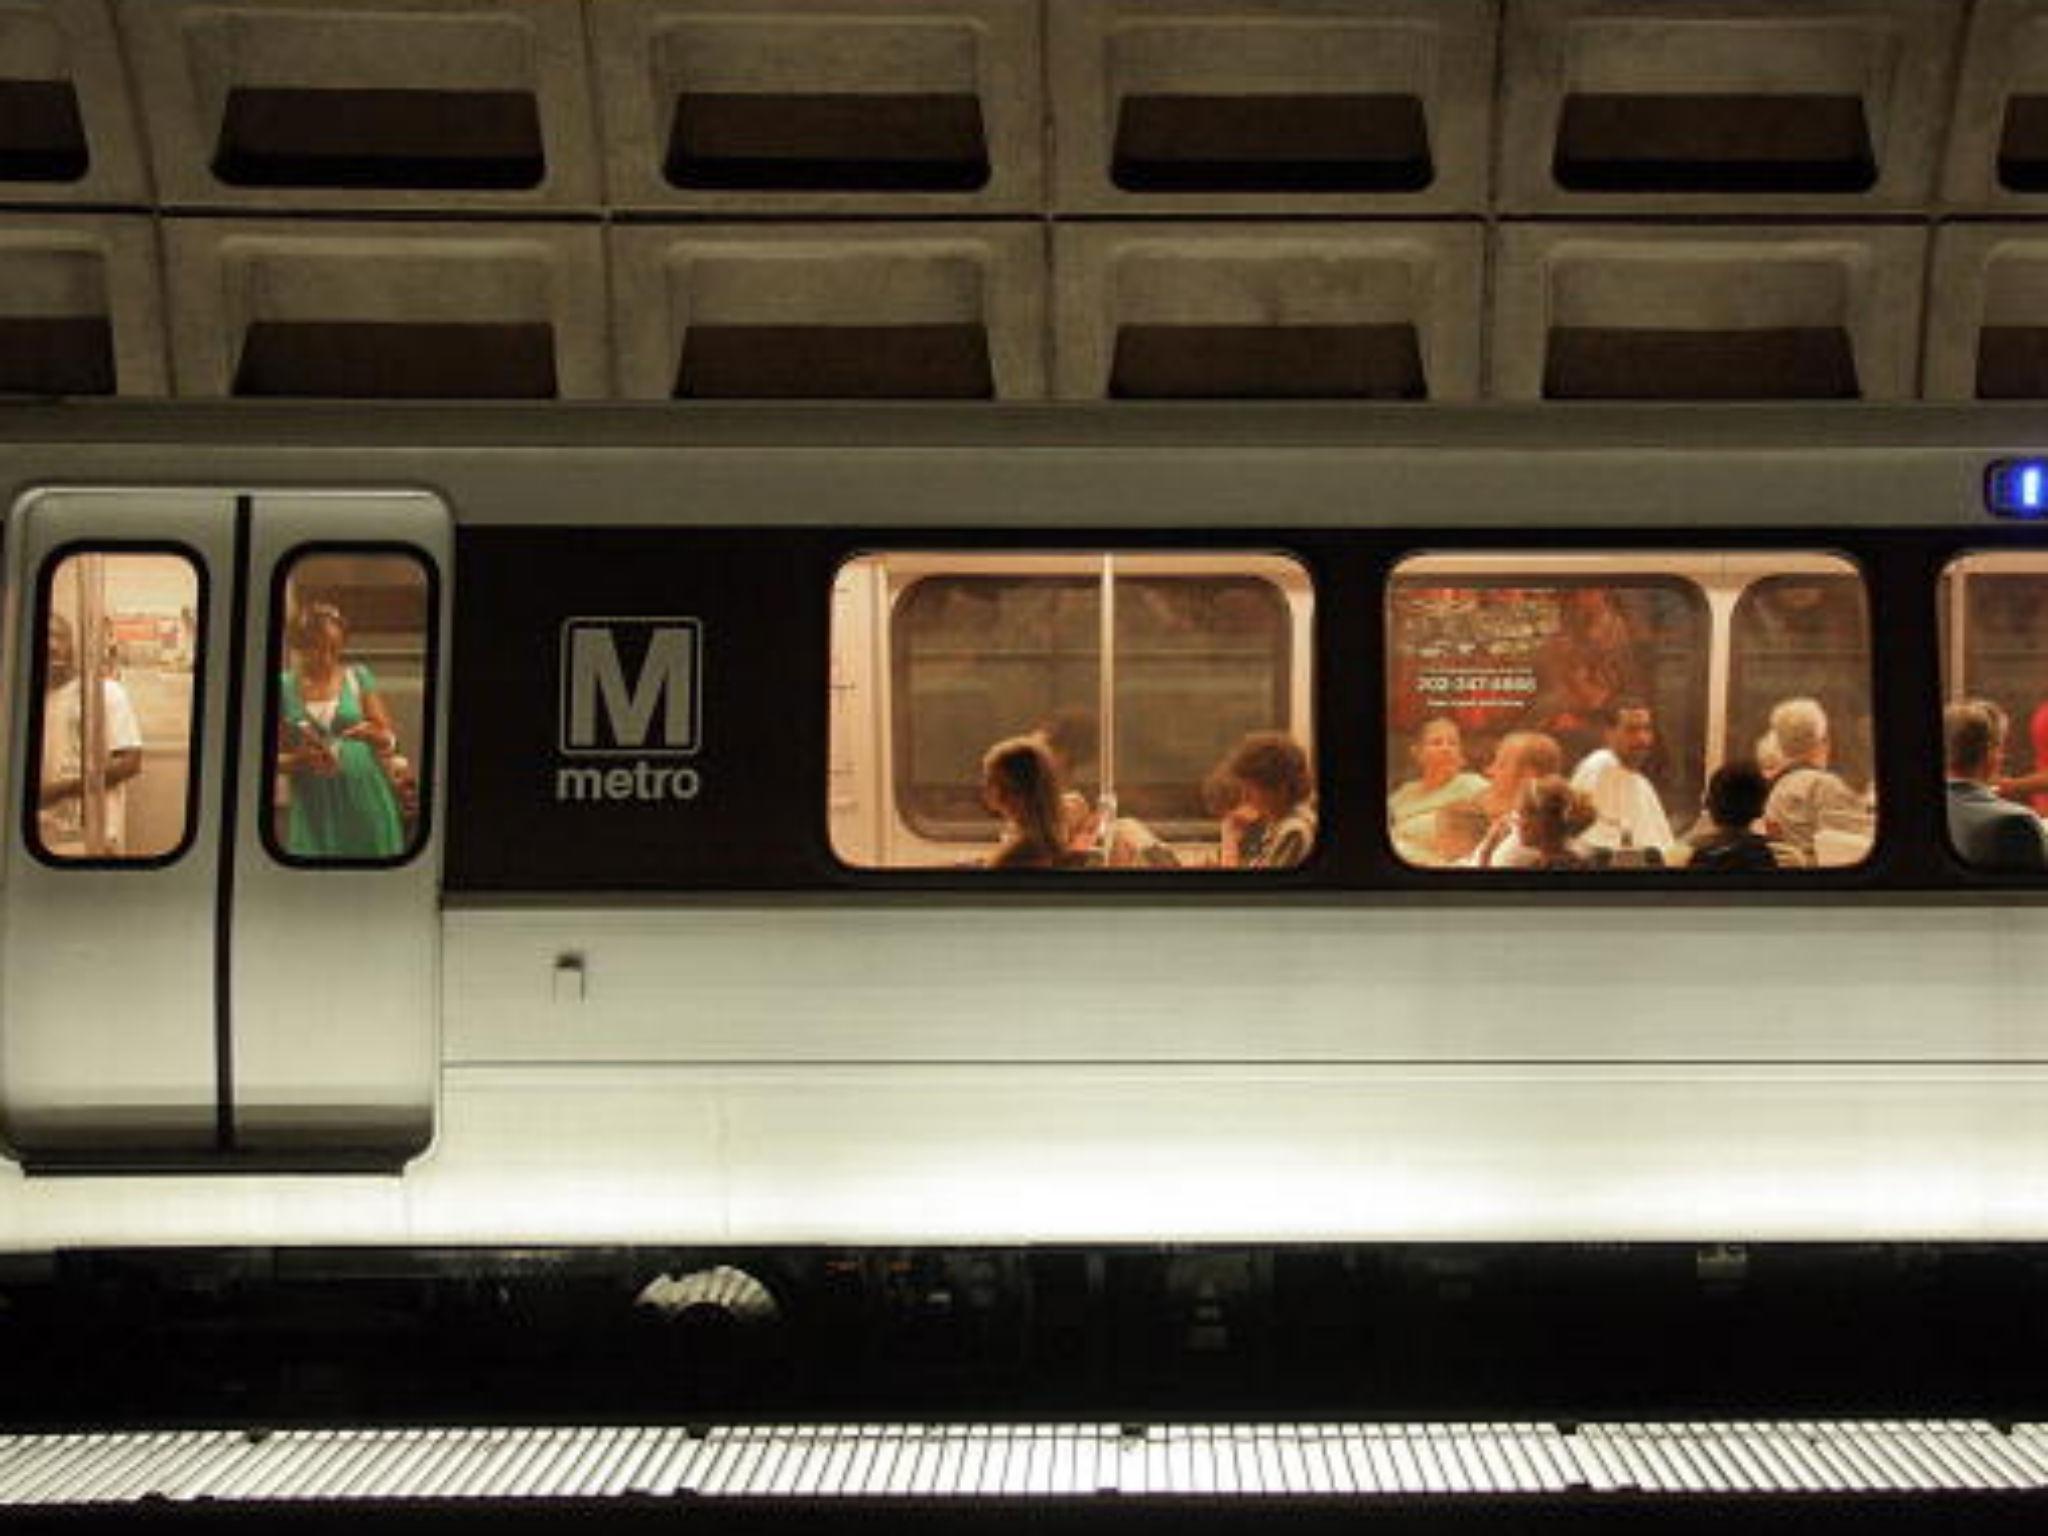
[398,1062,2048,1245]
[8,1061,2048,1250]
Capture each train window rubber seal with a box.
[258,539,440,873]
[21,539,210,872]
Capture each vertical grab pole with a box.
[76,554,107,857]
[1098,552,1117,835]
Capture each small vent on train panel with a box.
[233,321,558,399]
[666,93,989,192]
[1976,328,2048,399]
[1553,94,1876,193]
[212,87,544,189]
[675,324,992,399]
[1110,324,1424,399]
[1544,327,1859,400]
[0,316,112,394]
[1999,97,2048,192]
[0,78,88,181]
[1111,94,1432,193]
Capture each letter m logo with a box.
[559,618,701,755]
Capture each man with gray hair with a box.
[1946,699,2048,871]
[1761,697,1871,865]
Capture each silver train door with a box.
[0,488,450,1170]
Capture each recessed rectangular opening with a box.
[0,316,112,394]
[212,87,544,189]
[233,321,557,398]
[1999,97,2048,192]
[1553,94,1875,193]
[1977,327,2048,398]
[675,324,992,399]
[665,93,989,191]
[1544,328,1859,400]
[1111,95,1431,193]
[1110,325,1424,399]
[0,78,88,181]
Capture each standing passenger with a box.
[1568,698,1675,858]
[277,602,408,859]
[38,612,143,857]
[1944,701,2048,872]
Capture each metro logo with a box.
[555,618,703,804]
[558,619,701,756]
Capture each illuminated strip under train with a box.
[0,404,2046,1257]
[6,1420,2048,1504]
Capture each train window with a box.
[1937,554,2048,872]
[28,550,203,864]
[1387,553,1875,872]
[265,549,434,867]
[829,552,1314,871]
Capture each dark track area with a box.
[6,1243,2048,1431]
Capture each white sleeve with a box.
[101,681,142,752]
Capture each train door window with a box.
[27,549,203,864]
[829,552,1314,870]
[1937,554,2048,872]
[264,548,435,866]
[1387,553,1874,872]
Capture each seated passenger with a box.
[1033,707,1102,855]
[1514,775,1597,871]
[1945,700,2048,872]
[1217,732,1316,869]
[1433,800,1493,866]
[1760,698,1871,866]
[1684,761,1779,873]
[981,736,1085,870]
[1569,698,1675,859]
[1387,717,1489,866]
[1466,730,1563,869]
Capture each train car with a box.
[0,400,2046,1272]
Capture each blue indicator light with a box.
[1989,459,2048,518]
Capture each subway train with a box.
[2,400,2047,1263]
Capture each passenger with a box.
[1432,800,1492,866]
[1217,732,1316,869]
[1033,706,1101,854]
[277,601,409,859]
[1568,698,1675,859]
[1466,730,1563,869]
[981,735,1083,870]
[1386,717,1488,866]
[1944,700,2048,872]
[1754,730,1786,782]
[1514,775,1597,871]
[37,611,143,857]
[1684,762,1779,873]
[1760,698,1871,865]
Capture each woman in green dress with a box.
[277,602,407,859]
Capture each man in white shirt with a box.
[1569,698,1675,857]
[38,612,143,858]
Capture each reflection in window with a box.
[829,553,1314,870]
[1388,554,1873,873]
[270,551,431,864]
[33,552,201,862]
[1937,555,2048,871]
